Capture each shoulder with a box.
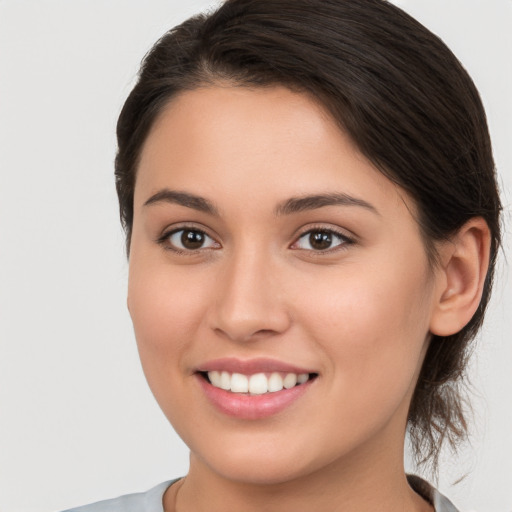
[60,480,176,512]
[407,475,460,512]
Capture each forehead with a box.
[135,85,412,220]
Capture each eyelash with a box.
[291,226,355,253]
[157,225,355,255]
[157,225,219,254]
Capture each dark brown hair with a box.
[115,0,502,470]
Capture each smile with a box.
[206,371,311,395]
[195,359,318,420]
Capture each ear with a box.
[429,218,491,337]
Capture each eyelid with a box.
[290,224,356,252]
[155,222,355,254]
[156,223,221,253]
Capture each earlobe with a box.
[429,217,491,337]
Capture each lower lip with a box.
[197,375,314,420]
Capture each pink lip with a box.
[195,358,317,420]
[196,357,314,375]
[197,376,314,420]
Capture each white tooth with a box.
[208,371,221,387]
[297,373,309,384]
[220,371,231,390]
[268,372,284,392]
[230,373,249,393]
[249,373,268,395]
[283,373,298,389]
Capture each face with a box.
[128,85,440,485]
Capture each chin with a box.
[202,454,316,486]
[186,430,340,487]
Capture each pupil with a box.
[181,230,204,249]
[310,231,332,250]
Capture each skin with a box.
[127,85,469,511]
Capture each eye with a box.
[163,228,219,252]
[292,229,352,251]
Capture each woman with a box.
[65,0,501,510]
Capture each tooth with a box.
[283,373,298,389]
[268,372,284,392]
[220,371,231,390]
[208,370,308,394]
[230,373,249,393]
[249,373,268,395]
[297,373,309,384]
[208,371,221,387]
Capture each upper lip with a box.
[195,357,316,375]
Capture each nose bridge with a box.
[210,241,290,342]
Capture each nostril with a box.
[254,329,279,337]
[212,326,282,343]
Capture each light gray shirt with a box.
[61,475,459,512]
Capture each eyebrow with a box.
[275,193,379,216]
[143,189,378,217]
[143,189,219,216]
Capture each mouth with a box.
[199,370,317,395]
[195,358,318,419]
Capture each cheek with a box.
[126,259,215,430]
[296,258,433,409]
[299,259,431,338]
[127,256,211,369]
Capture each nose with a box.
[208,249,291,343]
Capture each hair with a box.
[115,0,502,471]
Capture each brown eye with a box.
[293,229,351,251]
[309,231,333,250]
[181,230,205,249]
[166,229,218,251]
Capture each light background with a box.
[0,1,510,511]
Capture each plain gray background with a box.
[0,1,510,511]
